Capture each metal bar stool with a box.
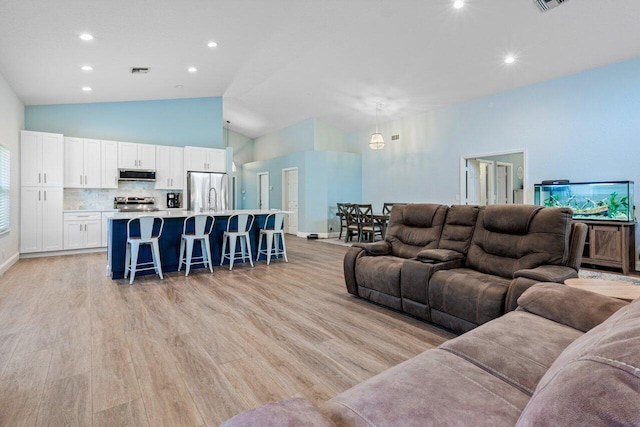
[178,214,215,276]
[124,216,164,285]
[220,213,255,270]
[257,212,288,265]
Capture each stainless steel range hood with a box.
[118,169,156,181]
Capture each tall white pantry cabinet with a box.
[20,131,64,253]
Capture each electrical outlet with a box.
[329,226,333,231]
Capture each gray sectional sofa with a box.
[344,203,588,333]
[222,283,639,426]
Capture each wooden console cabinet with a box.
[577,220,636,274]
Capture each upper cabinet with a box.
[64,137,101,188]
[20,131,64,187]
[155,146,184,190]
[184,146,226,173]
[101,140,119,189]
[118,142,156,170]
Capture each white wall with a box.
[0,72,24,274]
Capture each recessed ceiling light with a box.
[188,67,197,73]
[81,65,93,71]
[174,84,184,89]
[454,1,465,9]
[207,41,218,48]
[80,33,94,41]
[505,55,516,64]
[82,86,92,92]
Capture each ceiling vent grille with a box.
[535,0,567,12]
[130,67,150,74]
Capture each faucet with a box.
[209,187,218,212]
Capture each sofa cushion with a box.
[429,268,512,326]
[466,206,573,278]
[221,397,334,427]
[322,349,530,427]
[440,311,583,395]
[438,204,480,254]
[355,255,403,298]
[417,248,465,262]
[386,204,448,259]
[517,298,640,426]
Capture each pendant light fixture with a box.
[369,103,385,150]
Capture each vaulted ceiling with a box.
[1,0,639,138]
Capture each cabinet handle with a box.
[171,178,173,186]
[44,191,47,201]
[44,173,47,183]
[85,175,87,185]
[138,159,142,167]
[38,173,41,183]
[80,175,83,185]
[38,190,41,201]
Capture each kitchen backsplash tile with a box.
[64,181,182,210]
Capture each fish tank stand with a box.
[577,220,635,275]
[533,181,636,274]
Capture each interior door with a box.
[496,164,507,204]
[466,160,480,205]
[258,172,269,210]
[283,169,298,235]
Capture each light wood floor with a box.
[0,237,454,426]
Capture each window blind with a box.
[0,145,10,235]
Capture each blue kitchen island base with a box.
[108,210,286,280]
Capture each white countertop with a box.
[64,209,119,213]
[110,209,291,220]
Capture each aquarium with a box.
[534,181,635,222]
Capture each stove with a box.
[114,196,159,212]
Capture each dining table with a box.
[336,211,390,242]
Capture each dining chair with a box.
[382,202,407,216]
[345,204,360,243]
[337,203,350,240]
[357,204,382,242]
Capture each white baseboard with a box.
[296,232,340,239]
[20,247,107,259]
[0,252,19,276]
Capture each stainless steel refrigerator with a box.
[187,171,229,212]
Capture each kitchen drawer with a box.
[64,212,102,221]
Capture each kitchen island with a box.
[107,209,289,279]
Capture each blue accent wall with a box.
[25,97,223,147]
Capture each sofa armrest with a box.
[344,246,366,296]
[353,241,392,256]
[516,282,628,332]
[514,265,579,283]
[416,248,465,263]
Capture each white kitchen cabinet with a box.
[20,187,63,253]
[20,131,64,187]
[155,146,184,190]
[63,212,102,249]
[101,140,119,189]
[64,137,101,188]
[118,142,156,170]
[184,146,226,173]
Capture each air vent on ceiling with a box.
[131,67,150,74]
[535,0,567,12]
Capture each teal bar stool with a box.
[178,214,215,276]
[124,216,164,285]
[257,212,288,265]
[220,213,255,270]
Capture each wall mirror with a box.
[460,150,526,205]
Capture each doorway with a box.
[258,172,269,210]
[282,168,299,235]
[495,162,513,204]
[460,150,526,205]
